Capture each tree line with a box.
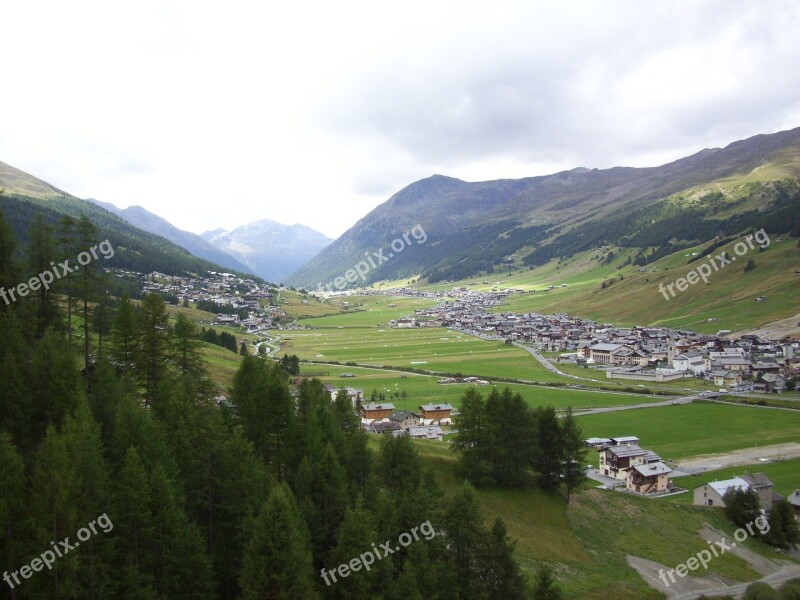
[453,387,587,501]
[0,206,546,599]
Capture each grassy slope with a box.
[457,237,799,334]
[401,436,786,600]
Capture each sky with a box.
[1,0,799,239]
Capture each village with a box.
[379,287,799,394]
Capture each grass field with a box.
[301,363,667,411]
[578,402,800,461]
[668,457,800,505]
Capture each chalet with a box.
[370,421,401,435]
[360,403,395,423]
[406,425,443,441]
[418,403,453,425]
[694,477,749,507]
[388,410,422,430]
[599,443,661,482]
[626,461,672,495]
[693,473,776,509]
[753,373,786,393]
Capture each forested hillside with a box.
[0,210,546,599]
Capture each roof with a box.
[788,490,800,507]
[631,461,672,477]
[706,477,749,497]
[388,410,417,421]
[361,403,395,411]
[590,343,624,352]
[611,436,640,444]
[371,421,400,433]
[742,473,774,489]
[419,403,454,412]
[408,426,443,439]
[607,445,648,458]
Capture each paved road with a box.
[571,396,695,416]
[515,343,590,381]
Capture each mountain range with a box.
[87,199,255,275]
[286,127,800,288]
[201,221,332,283]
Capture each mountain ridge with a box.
[286,126,800,287]
[202,218,332,283]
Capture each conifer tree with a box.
[27,214,60,336]
[240,484,319,600]
[137,293,171,408]
[559,407,587,503]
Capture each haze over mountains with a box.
[287,126,800,288]
[201,221,332,283]
[87,199,255,275]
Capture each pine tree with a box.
[559,408,587,503]
[325,505,378,600]
[483,518,529,599]
[27,214,60,336]
[171,313,204,377]
[441,483,490,599]
[76,214,100,370]
[137,293,171,408]
[0,433,25,596]
[532,564,562,600]
[533,406,561,491]
[111,292,139,379]
[240,340,249,356]
[240,484,319,599]
[58,215,78,340]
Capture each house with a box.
[360,403,395,423]
[753,373,787,393]
[694,477,749,507]
[370,421,401,435]
[418,403,453,425]
[787,490,800,518]
[626,461,672,494]
[406,425,443,441]
[693,473,775,509]
[388,410,422,431]
[599,443,661,482]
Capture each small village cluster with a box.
[116,269,283,332]
[383,287,799,393]
[585,436,800,515]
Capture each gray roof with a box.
[631,461,672,477]
[361,403,395,411]
[706,477,749,496]
[607,445,648,458]
[419,403,454,412]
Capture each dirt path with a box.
[628,523,800,599]
[731,311,800,340]
[674,442,800,474]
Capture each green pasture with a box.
[301,363,665,411]
[668,457,800,505]
[578,402,800,461]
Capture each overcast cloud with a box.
[1,0,798,238]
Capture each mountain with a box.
[286,127,800,288]
[201,219,332,283]
[0,160,256,280]
[87,199,254,275]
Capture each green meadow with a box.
[578,402,800,461]
[668,457,800,505]
[301,363,666,411]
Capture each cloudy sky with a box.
[1,0,799,238]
